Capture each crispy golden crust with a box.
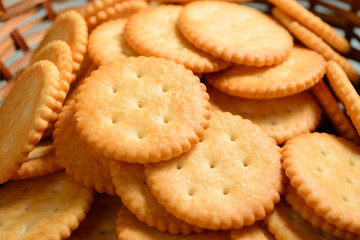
[272,8,359,83]
[269,0,350,54]
[53,102,116,195]
[282,132,360,234]
[74,56,210,163]
[109,160,203,235]
[145,111,283,230]
[208,86,322,145]
[311,80,360,145]
[0,61,62,184]
[35,10,88,80]
[206,46,325,99]
[178,1,293,67]
[124,5,229,73]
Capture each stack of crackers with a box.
[0,0,360,239]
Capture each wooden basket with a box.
[0,0,359,101]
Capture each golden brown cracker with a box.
[272,8,359,83]
[0,172,94,240]
[74,56,210,163]
[230,222,275,240]
[269,0,350,53]
[88,18,138,66]
[0,61,62,184]
[35,10,88,79]
[53,101,116,195]
[145,111,283,230]
[124,5,228,73]
[311,80,360,145]
[206,46,325,99]
[109,160,203,235]
[208,86,322,145]
[178,1,293,66]
[282,132,360,234]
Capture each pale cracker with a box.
[178,1,293,67]
[124,5,228,73]
[0,60,61,184]
[145,111,283,230]
[74,56,210,163]
[88,18,138,66]
[206,46,325,99]
[0,171,94,240]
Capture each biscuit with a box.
[282,132,360,234]
[74,56,210,163]
[145,111,283,230]
[124,5,228,73]
[230,222,275,240]
[178,1,293,67]
[0,61,62,184]
[206,46,325,99]
[272,8,359,83]
[208,86,322,145]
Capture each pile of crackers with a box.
[0,0,360,239]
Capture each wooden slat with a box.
[0,37,17,62]
[0,0,46,20]
[0,8,37,38]
[7,50,32,77]
[0,78,15,100]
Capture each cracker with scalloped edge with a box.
[34,10,88,79]
[109,160,203,235]
[0,60,62,184]
[53,101,116,196]
[0,171,94,240]
[10,139,62,180]
[145,111,283,230]
[230,222,275,240]
[74,56,210,163]
[178,1,293,67]
[208,86,322,145]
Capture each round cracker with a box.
[207,86,322,145]
[264,200,339,240]
[178,1,293,67]
[282,132,360,234]
[206,46,326,99]
[82,0,148,30]
[145,111,283,230]
[124,5,228,73]
[311,80,360,145]
[68,193,122,240]
[0,171,94,240]
[285,185,360,240]
[53,101,116,196]
[88,18,138,66]
[74,56,211,163]
[0,60,62,184]
[34,10,88,79]
[109,160,203,235]
[269,0,350,54]
[116,206,230,240]
[326,61,360,138]
[272,8,359,83]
